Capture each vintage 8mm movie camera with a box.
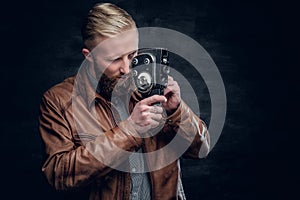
[131,48,170,99]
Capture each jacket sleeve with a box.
[163,101,210,159]
[38,91,141,191]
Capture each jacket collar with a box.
[75,62,107,111]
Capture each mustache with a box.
[113,72,136,95]
[114,72,129,79]
[97,72,133,100]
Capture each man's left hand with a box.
[162,76,181,113]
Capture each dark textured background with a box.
[1,0,297,199]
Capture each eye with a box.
[106,57,121,63]
[128,51,137,59]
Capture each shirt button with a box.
[132,167,136,172]
[133,192,138,196]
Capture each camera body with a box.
[131,48,170,99]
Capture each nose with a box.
[120,57,130,74]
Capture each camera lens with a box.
[132,70,138,77]
[144,58,150,65]
[132,58,138,65]
[136,72,152,92]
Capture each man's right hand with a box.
[127,95,167,135]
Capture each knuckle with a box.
[145,120,151,125]
[139,104,148,112]
[158,107,163,113]
[158,114,163,120]
[151,95,158,101]
[141,112,149,118]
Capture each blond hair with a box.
[81,3,136,48]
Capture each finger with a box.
[167,80,178,89]
[150,120,160,129]
[141,95,167,106]
[150,106,163,114]
[164,87,172,96]
[168,76,174,81]
[134,103,151,113]
[165,81,179,94]
[149,113,163,121]
[167,77,175,87]
[139,118,151,126]
[164,85,177,96]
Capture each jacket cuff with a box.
[116,120,143,148]
[165,102,184,126]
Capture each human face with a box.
[86,29,139,80]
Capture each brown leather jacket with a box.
[38,70,210,200]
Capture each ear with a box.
[82,48,93,63]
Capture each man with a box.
[39,2,210,200]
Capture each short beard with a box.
[96,73,118,101]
